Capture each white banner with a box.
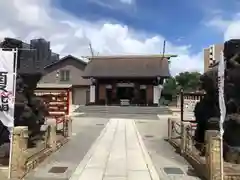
[0,49,17,128]
[218,52,226,136]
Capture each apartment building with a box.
[204,44,223,72]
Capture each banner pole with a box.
[218,52,225,180]
[8,48,18,179]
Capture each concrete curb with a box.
[133,120,160,180]
[69,120,110,180]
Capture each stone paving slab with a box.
[135,116,202,180]
[24,117,108,180]
[70,118,158,180]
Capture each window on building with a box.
[59,70,70,81]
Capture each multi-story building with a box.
[204,44,223,72]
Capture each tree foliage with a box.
[175,71,201,91]
[162,71,201,96]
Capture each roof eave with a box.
[82,75,171,79]
[85,54,177,59]
[44,55,87,69]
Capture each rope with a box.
[185,126,207,150]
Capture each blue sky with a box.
[53,0,239,55]
[2,0,239,74]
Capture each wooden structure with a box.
[177,90,205,122]
[35,84,71,114]
[83,55,177,106]
[35,84,72,135]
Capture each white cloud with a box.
[205,16,232,32]
[88,0,134,9]
[0,0,203,76]
[120,0,133,4]
[206,13,240,41]
[224,13,240,40]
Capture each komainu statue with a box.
[194,39,240,163]
[0,37,56,157]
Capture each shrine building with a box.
[83,55,177,106]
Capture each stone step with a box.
[76,106,172,115]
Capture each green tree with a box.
[162,77,177,95]
[175,71,201,91]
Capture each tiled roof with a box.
[83,55,173,78]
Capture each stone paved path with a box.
[70,118,159,180]
[136,115,201,180]
[24,114,202,180]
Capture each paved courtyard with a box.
[24,114,202,180]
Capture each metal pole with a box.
[8,48,18,179]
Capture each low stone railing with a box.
[167,117,240,180]
[9,116,72,179]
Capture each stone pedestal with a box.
[10,126,28,179]
[205,130,221,180]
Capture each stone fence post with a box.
[180,122,189,154]
[205,130,221,180]
[63,116,72,137]
[47,124,57,150]
[10,126,28,179]
[168,118,173,140]
[67,116,72,137]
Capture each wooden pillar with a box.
[99,84,106,102]
[146,85,153,105]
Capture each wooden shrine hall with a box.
[82,55,177,106]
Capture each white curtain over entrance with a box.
[90,85,95,103]
[153,85,163,104]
